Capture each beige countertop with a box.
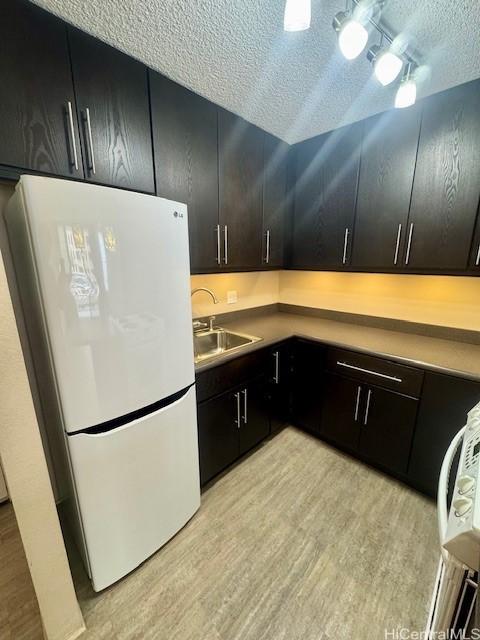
[195,310,480,381]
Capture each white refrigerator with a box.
[5,176,200,591]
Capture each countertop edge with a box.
[194,316,480,383]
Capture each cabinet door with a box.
[268,344,293,433]
[408,373,480,497]
[292,122,362,268]
[320,374,362,450]
[352,107,421,269]
[358,387,418,474]
[218,109,264,269]
[0,0,83,178]
[469,206,480,271]
[239,378,270,455]
[406,80,480,270]
[69,28,154,192]
[197,391,239,485]
[290,340,325,432]
[150,74,220,273]
[262,134,288,268]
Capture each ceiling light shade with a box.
[367,45,403,85]
[333,12,369,60]
[284,0,311,32]
[395,77,417,108]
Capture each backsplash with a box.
[191,269,480,332]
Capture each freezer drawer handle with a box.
[337,361,402,384]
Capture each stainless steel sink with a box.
[194,328,262,363]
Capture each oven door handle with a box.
[438,425,466,557]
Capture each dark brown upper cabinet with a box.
[68,28,154,193]
[405,80,480,271]
[351,107,421,270]
[149,73,219,273]
[218,109,264,270]
[470,205,480,271]
[0,0,83,178]
[291,122,362,269]
[262,134,289,268]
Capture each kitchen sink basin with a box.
[194,328,262,363]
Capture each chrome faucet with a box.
[191,287,219,304]
[191,288,219,333]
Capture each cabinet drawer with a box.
[196,348,269,403]
[326,348,424,397]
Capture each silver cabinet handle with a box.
[342,227,350,265]
[234,392,241,428]
[273,351,280,384]
[405,222,414,265]
[216,225,221,265]
[84,107,96,175]
[66,101,78,171]
[224,225,228,265]
[354,385,362,422]
[393,223,402,265]
[336,361,402,383]
[476,242,480,267]
[265,229,271,264]
[242,388,248,424]
[364,389,372,426]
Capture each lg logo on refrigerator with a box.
[173,211,184,219]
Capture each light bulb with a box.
[374,51,403,86]
[338,20,369,60]
[284,0,311,32]
[395,79,417,108]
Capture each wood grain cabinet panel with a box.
[408,373,480,497]
[320,373,362,450]
[0,0,83,178]
[218,109,264,270]
[262,134,289,268]
[69,28,154,192]
[469,204,480,271]
[149,73,220,272]
[291,122,362,269]
[197,390,240,485]
[358,386,418,475]
[405,80,480,270]
[351,107,421,269]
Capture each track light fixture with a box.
[284,0,423,109]
[395,64,417,109]
[332,10,369,60]
[284,0,311,32]
[367,44,403,86]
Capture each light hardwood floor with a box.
[0,502,43,640]
[67,426,439,640]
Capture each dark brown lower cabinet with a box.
[358,386,418,475]
[408,373,480,497]
[320,374,361,449]
[267,343,293,434]
[197,376,270,485]
[197,390,239,486]
[290,339,326,432]
[239,377,270,455]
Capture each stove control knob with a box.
[457,475,475,495]
[453,497,473,518]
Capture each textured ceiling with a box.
[31,0,480,144]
